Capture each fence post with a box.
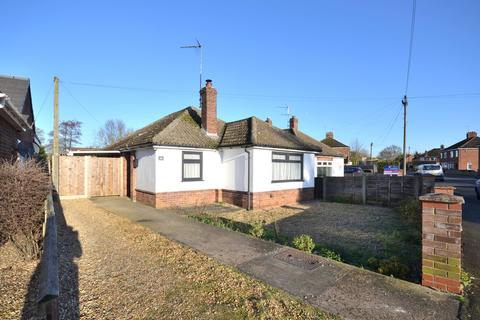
[420,188,464,295]
[362,175,367,204]
[322,177,327,201]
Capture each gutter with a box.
[245,147,251,211]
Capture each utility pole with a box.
[402,95,408,176]
[370,142,373,159]
[52,76,59,189]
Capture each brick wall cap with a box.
[433,184,455,190]
[420,193,465,204]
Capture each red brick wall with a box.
[222,189,249,208]
[200,81,217,135]
[333,146,349,160]
[136,187,314,210]
[420,193,463,294]
[0,117,18,161]
[136,189,156,207]
[251,188,314,209]
[458,148,478,171]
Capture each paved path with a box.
[443,176,480,318]
[92,197,460,320]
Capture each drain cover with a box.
[273,249,322,270]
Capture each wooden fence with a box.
[37,190,59,319]
[58,155,124,198]
[315,175,435,206]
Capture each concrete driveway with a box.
[443,175,480,317]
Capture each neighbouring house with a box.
[107,80,343,210]
[440,132,480,171]
[416,146,443,162]
[0,75,38,160]
[321,132,350,163]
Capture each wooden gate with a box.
[58,155,125,198]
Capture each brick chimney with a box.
[200,79,217,135]
[265,117,272,125]
[440,144,444,150]
[467,131,477,139]
[326,131,334,139]
[289,116,298,131]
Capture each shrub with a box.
[368,256,410,279]
[292,235,315,253]
[395,199,421,227]
[461,270,473,290]
[317,247,342,262]
[249,220,265,238]
[0,159,50,259]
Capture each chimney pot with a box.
[266,117,272,125]
[326,131,334,139]
[440,144,444,149]
[467,131,477,139]
[200,80,217,135]
[289,116,298,130]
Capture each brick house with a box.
[0,75,38,160]
[321,132,349,163]
[440,132,480,171]
[108,80,341,209]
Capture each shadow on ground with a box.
[21,194,82,320]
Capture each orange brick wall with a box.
[251,188,314,209]
[458,148,478,171]
[420,194,463,294]
[135,187,314,210]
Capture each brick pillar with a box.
[419,192,464,294]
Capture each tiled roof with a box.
[107,107,341,156]
[321,137,349,148]
[444,137,480,150]
[107,107,224,150]
[0,75,31,120]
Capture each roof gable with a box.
[321,137,348,148]
[0,75,34,125]
[444,136,480,150]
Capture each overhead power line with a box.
[405,0,417,95]
[35,82,53,118]
[60,82,102,124]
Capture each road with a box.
[443,176,480,318]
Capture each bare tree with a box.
[378,145,402,161]
[95,119,133,147]
[47,120,82,153]
[349,139,368,165]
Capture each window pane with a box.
[184,163,201,179]
[273,162,301,181]
[289,155,301,161]
[184,153,200,160]
[272,153,286,160]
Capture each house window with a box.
[450,151,454,158]
[182,151,202,181]
[455,150,459,158]
[272,152,303,182]
[317,159,333,177]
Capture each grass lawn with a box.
[182,200,421,283]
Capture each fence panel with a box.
[315,175,429,207]
[58,155,123,198]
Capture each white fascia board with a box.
[249,146,318,154]
[0,99,30,131]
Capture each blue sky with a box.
[2,0,479,154]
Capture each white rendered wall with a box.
[250,148,316,192]
[331,157,345,177]
[155,147,222,192]
[220,148,248,192]
[136,149,156,193]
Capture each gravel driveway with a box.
[52,199,334,319]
